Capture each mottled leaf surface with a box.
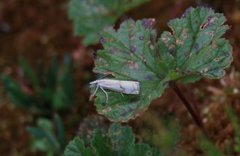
[92,7,233,122]
[64,138,95,156]
[68,0,148,45]
[158,7,232,83]
[93,19,168,122]
[64,124,163,156]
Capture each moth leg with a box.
[100,86,108,104]
[89,85,99,101]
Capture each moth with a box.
[89,79,140,103]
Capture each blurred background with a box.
[0,0,240,155]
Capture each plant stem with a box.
[170,82,205,131]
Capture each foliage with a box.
[64,123,163,156]
[68,0,148,45]
[136,112,181,155]
[63,108,240,156]
[158,7,232,82]
[78,115,108,146]
[2,55,75,114]
[226,107,240,154]
[27,114,65,156]
[1,4,235,156]
[198,136,225,156]
[92,7,233,122]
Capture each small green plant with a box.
[64,6,233,156]
[68,0,148,45]
[91,7,232,125]
[64,123,163,156]
[27,114,65,156]
[2,55,75,114]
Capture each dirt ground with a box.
[0,0,240,155]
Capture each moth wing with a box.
[98,80,124,92]
[119,81,140,94]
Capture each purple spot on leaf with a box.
[224,53,229,57]
[142,18,156,29]
[201,16,216,29]
[206,16,215,26]
[145,75,154,80]
[130,45,137,53]
[99,36,106,44]
[93,52,97,59]
[169,49,176,55]
[207,16,215,23]
[194,43,200,51]
[139,36,144,40]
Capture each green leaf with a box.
[27,126,50,138]
[226,107,240,153]
[198,136,225,156]
[108,123,135,155]
[78,115,108,146]
[68,0,148,45]
[54,113,65,148]
[108,124,163,156]
[64,137,95,156]
[138,112,180,154]
[27,117,63,154]
[1,75,41,110]
[92,130,114,155]
[37,118,54,131]
[2,75,27,108]
[27,127,60,151]
[93,19,168,122]
[52,56,75,109]
[19,57,40,90]
[158,7,232,83]
[46,56,58,89]
[64,124,162,156]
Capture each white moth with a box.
[89,79,140,103]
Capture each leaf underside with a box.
[64,124,163,156]
[92,7,233,122]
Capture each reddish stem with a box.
[170,82,205,132]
